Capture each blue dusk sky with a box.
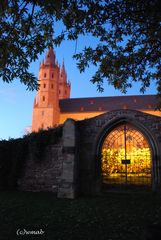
[0,35,157,140]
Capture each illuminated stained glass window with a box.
[101,123,152,186]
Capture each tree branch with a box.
[7,1,29,37]
[24,2,36,40]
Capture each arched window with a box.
[101,123,152,187]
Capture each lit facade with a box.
[32,48,161,132]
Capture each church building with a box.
[32,47,161,132]
[15,47,161,196]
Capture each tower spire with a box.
[60,59,67,82]
[58,58,71,99]
[45,47,56,65]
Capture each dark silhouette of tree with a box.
[0,0,161,96]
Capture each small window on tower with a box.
[52,73,54,78]
[44,84,46,88]
[90,100,94,104]
[44,73,46,78]
[51,84,54,89]
[42,96,45,101]
[59,90,61,94]
[123,104,128,109]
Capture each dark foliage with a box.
[0,0,161,96]
[0,139,27,189]
[26,126,62,162]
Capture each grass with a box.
[0,191,161,240]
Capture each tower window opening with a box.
[42,96,45,101]
[51,84,54,89]
[44,84,46,88]
[52,73,54,78]
[90,100,94,104]
[59,90,61,94]
[44,73,46,78]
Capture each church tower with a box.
[32,47,61,132]
[59,60,71,99]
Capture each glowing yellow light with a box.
[102,147,151,177]
[101,125,152,185]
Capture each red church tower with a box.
[59,60,70,99]
[32,47,71,132]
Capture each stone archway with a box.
[96,117,159,191]
[78,110,161,196]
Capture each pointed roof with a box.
[61,59,67,77]
[44,47,56,65]
[61,59,66,75]
[60,59,67,82]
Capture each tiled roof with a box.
[59,95,158,113]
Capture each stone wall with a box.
[17,119,78,199]
[17,144,63,193]
[2,109,161,198]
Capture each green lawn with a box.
[0,191,160,240]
